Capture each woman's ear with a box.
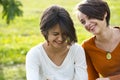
[104,12,107,18]
[103,12,107,21]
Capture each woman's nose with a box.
[85,21,90,27]
[58,35,63,41]
[84,21,91,30]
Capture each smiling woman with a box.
[26,5,88,80]
[76,0,120,80]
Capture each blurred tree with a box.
[0,0,23,24]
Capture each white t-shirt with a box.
[26,43,88,80]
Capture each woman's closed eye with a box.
[53,32,59,36]
[80,19,86,25]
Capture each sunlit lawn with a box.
[0,0,120,80]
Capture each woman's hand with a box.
[96,77,110,80]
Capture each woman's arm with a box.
[74,46,88,80]
[26,49,41,80]
[82,43,99,80]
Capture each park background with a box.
[0,0,120,80]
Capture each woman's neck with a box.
[95,27,113,43]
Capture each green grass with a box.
[0,0,120,80]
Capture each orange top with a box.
[82,36,120,80]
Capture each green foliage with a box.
[0,0,23,24]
